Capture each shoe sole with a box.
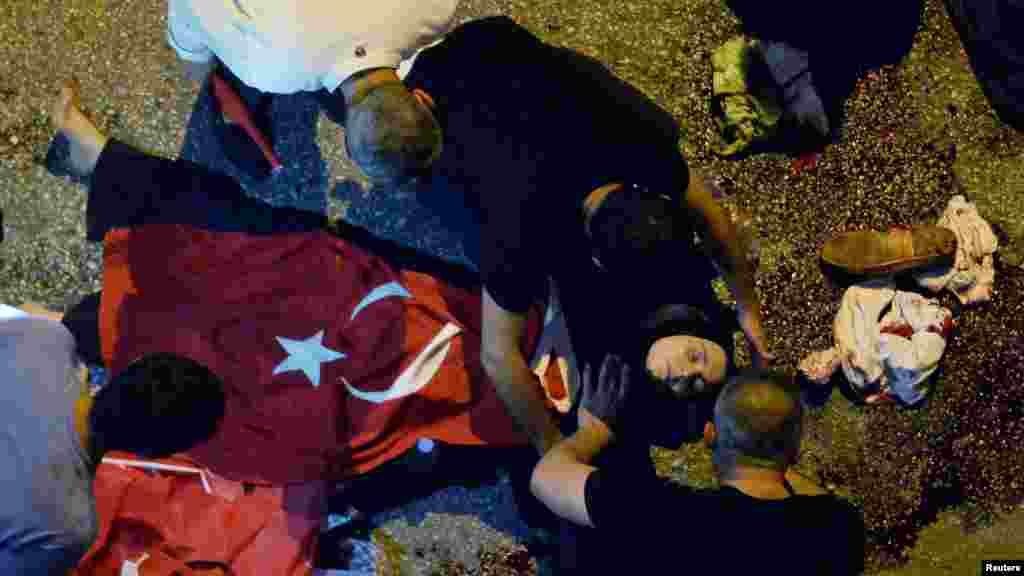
[820,226,958,276]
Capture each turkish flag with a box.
[99,225,547,485]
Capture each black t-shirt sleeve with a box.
[583,465,684,529]
[482,261,546,314]
[478,173,549,315]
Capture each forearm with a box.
[550,422,612,466]
[531,422,611,527]
[692,173,760,312]
[711,217,759,313]
[485,352,564,456]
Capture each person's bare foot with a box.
[50,80,108,176]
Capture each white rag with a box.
[914,195,999,304]
[799,282,952,405]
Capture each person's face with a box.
[646,335,729,394]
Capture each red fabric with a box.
[209,72,282,171]
[72,452,324,576]
[880,316,953,339]
[879,323,915,339]
[100,225,548,485]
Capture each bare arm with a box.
[784,468,829,496]
[530,355,626,528]
[685,169,773,362]
[685,170,758,314]
[529,421,610,527]
[481,288,564,456]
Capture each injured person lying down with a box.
[44,80,560,487]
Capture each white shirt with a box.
[166,0,458,94]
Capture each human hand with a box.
[737,305,775,368]
[579,355,631,437]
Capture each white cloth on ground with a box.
[914,195,999,305]
[167,0,458,94]
[799,282,952,405]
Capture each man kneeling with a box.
[531,358,866,575]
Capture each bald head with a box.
[711,369,803,472]
[344,81,442,187]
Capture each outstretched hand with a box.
[578,354,631,439]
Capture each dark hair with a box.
[626,303,737,448]
[89,352,226,459]
[344,82,442,187]
[712,368,803,471]
[639,303,737,398]
[587,183,689,272]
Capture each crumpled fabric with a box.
[914,195,999,304]
[71,452,326,576]
[712,37,783,156]
[799,282,953,405]
[712,36,829,156]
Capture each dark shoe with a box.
[821,225,958,276]
[208,71,281,180]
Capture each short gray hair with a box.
[712,369,803,472]
[344,82,442,187]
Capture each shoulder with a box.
[796,493,865,532]
[441,16,544,59]
[583,465,690,518]
[785,468,830,496]
[0,316,75,352]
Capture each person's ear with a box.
[703,421,716,448]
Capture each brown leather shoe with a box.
[821,225,958,276]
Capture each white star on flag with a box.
[273,330,346,387]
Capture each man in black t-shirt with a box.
[531,359,865,574]
[343,16,774,456]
